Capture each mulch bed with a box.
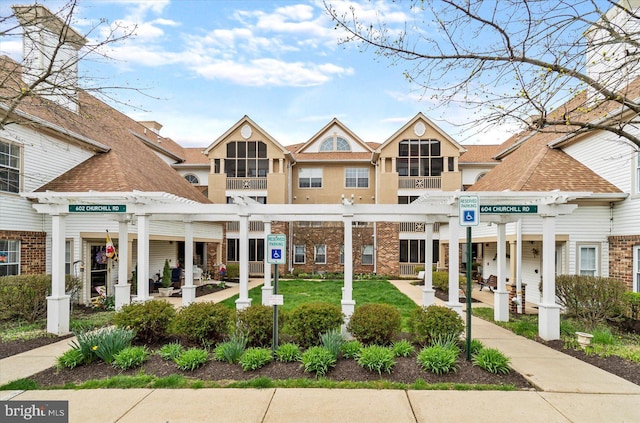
[25,350,534,389]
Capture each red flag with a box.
[105,230,118,261]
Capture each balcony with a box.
[398,176,441,190]
[226,221,265,233]
[226,177,267,190]
[399,222,440,233]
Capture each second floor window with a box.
[225,141,268,177]
[345,168,369,188]
[0,140,20,194]
[299,168,322,188]
[397,139,443,177]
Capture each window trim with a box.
[314,244,326,264]
[0,239,20,276]
[636,151,640,194]
[362,245,374,265]
[633,245,640,292]
[0,139,21,194]
[577,244,599,277]
[298,168,323,188]
[294,244,306,264]
[345,168,369,188]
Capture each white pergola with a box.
[25,190,589,340]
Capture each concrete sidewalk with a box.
[1,279,640,422]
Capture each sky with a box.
[0,0,518,148]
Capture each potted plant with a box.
[158,259,173,297]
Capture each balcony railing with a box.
[226,221,265,233]
[399,263,420,276]
[399,222,440,233]
[226,177,267,190]
[398,176,441,189]
[227,261,264,276]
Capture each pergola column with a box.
[422,221,435,307]
[134,213,151,302]
[539,215,560,340]
[114,218,131,310]
[494,222,509,321]
[47,213,70,335]
[447,215,463,316]
[262,221,273,305]
[342,214,355,328]
[182,220,196,306]
[235,214,252,309]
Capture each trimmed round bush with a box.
[236,304,279,347]
[113,300,176,344]
[286,302,344,348]
[171,301,233,346]
[409,305,464,345]
[347,303,401,345]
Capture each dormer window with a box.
[320,136,351,152]
[184,174,199,184]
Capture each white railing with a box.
[399,222,440,233]
[399,263,420,276]
[226,261,265,276]
[398,176,441,189]
[226,221,266,233]
[226,178,267,190]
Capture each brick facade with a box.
[608,235,640,289]
[0,230,47,275]
[376,222,400,276]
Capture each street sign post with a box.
[458,195,478,360]
[266,234,286,352]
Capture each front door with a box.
[89,243,108,297]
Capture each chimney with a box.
[138,121,164,135]
[12,5,87,113]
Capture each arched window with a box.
[319,137,334,151]
[476,172,487,182]
[319,136,351,152]
[184,174,199,184]
[336,137,350,151]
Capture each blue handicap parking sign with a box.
[464,210,475,222]
[271,249,282,260]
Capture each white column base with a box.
[341,300,356,335]
[538,303,561,340]
[261,285,274,306]
[47,295,70,335]
[493,290,510,322]
[445,302,463,318]
[182,286,197,306]
[422,288,435,307]
[114,284,131,311]
[235,297,252,310]
[132,295,153,303]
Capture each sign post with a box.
[459,196,479,361]
[266,234,286,353]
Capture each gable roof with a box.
[459,145,501,164]
[376,112,466,153]
[293,117,373,155]
[0,56,210,203]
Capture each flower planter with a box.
[158,287,174,297]
[575,331,593,347]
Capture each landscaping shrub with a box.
[555,275,627,327]
[431,272,464,293]
[214,331,248,364]
[357,345,396,374]
[113,300,176,344]
[392,339,415,357]
[472,348,511,374]
[320,328,344,359]
[175,348,209,371]
[236,304,278,347]
[171,301,233,346]
[463,339,485,356]
[300,346,337,377]
[340,340,362,359]
[0,274,81,323]
[416,343,460,375]
[287,302,344,347]
[72,326,135,364]
[275,343,302,362]
[347,303,401,345]
[409,305,464,345]
[225,263,240,279]
[113,346,149,370]
[239,347,273,371]
[624,292,640,320]
[57,348,85,369]
[158,342,184,361]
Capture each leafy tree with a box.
[326,0,640,148]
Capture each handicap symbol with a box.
[464,210,475,221]
[272,249,281,259]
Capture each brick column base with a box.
[508,283,526,314]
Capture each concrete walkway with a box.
[1,279,640,422]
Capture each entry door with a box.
[89,243,108,296]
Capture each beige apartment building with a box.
[201,113,470,277]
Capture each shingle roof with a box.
[459,145,501,163]
[0,57,210,203]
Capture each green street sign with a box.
[68,204,127,213]
[480,205,538,214]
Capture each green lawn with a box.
[221,279,420,330]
